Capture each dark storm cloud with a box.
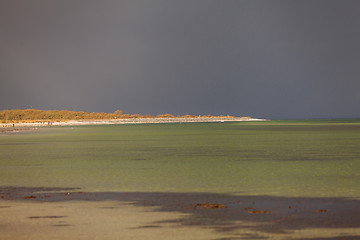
[1,0,359,119]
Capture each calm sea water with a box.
[1,120,360,198]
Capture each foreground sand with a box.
[1,187,360,240]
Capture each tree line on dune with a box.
[0,109,235,123]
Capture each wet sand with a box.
[1,186,360,240]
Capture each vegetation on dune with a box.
[0,109,236,123]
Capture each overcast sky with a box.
[1,0,359,119]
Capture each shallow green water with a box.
[1,120,360,198]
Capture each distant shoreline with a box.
[0,117,266,133]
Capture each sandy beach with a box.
[0,117,265,133]
[5,117,265,126]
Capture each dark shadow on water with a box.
[1,186,360,239]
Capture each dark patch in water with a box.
[136,225,161,229]
[132,158,147,161]
[29,216,66,219]
[17,164,44,167]
[52,224,72,227]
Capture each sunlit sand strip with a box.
[58,117,266,126]
[0,201,218,240]
[2,201,359,240]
